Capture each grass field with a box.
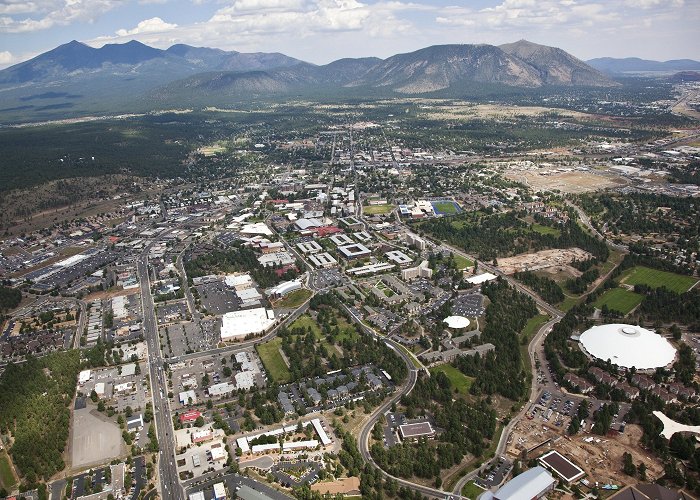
[432,201,461,215]
[453,254,474,270]
[461,481,486,499]
[594,288,644,315]
[363,204,394,215]
[256,338,291,383]
[275,288,312,308]
[521,314,549,339]
[621,266,698,294]
[531,223,561,236]
[0,451,16,492]
[289,315,322,336]
[429,364,473,395]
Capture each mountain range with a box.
[0,39,634,123]
[586,57,700,74]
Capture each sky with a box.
[0,0,698,69]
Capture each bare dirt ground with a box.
[84,288,140,302]
[507,419,663,488]
[506,170,625,194]
[311,477,360,495]
[497,248,592,275]
[70,408,124,469]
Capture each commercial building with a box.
[266,279,302,299]
[220,308,276,341]
[225,273,254,291]
[467,272,498,285]
[180,410,202,424]
[483,466,556,500]
[191,429,214,443]
[179,389,197,405]
[208,382,236,398]
[399,421,435,440]
[235,371,256,391]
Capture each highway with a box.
[137,250,184,500]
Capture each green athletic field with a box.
[621,266,698,294]
[593,288,644,315]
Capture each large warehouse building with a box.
[579,323,676,370]
[220,308,276,341]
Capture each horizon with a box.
[0,0,698,70]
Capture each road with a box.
[564,200,628,253]
[137,249,184,500]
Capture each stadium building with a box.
[579,324,676,370]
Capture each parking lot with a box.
[474,456,512,489]
[196,281,239,315]
[161,322,201,357]
[313,268,344,289]
[157,301,190,325]
[452,292,485,317]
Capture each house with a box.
[564,373,594,394]
[631,373,656,391]
[589,367,618,387]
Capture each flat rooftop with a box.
[538,450,585,483]
[399,421,434,439]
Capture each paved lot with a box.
[196,282,239,315]
[452,292,485,317]
[71,408,123,468]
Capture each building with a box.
[579,324,676,370]
[406,233,426,251]
[483,466,556,500]
[220,308,275,341]
[179,410,202,424]
[330,234,355,246]
[609,483,697,500]
[337,243,372,260]
[127,414,144,431]
[296,241,323,254]
[210,445,227,463]
[311,418,332,446]
[443,315,470,331]
[225,273,254,291]
[467,272,498,285]
[563,373,594,394]
[189,492,206,500]
[346,262,394,276]
[266,280,302,300]
[179,389,197,405]
[191,429,213,443]
[538,450,586,484]
[402,260,432,280]
[385,250,413,266]
[308,252,337,268]
[78,369,91,385]
[236,484,275,500]
[208,382,236,398]
[399,421,435,440]
[339,216,363,231]
[235,371,256,391]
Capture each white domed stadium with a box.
[579,323,676,370]
[443,315,470,331]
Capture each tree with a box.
[622,452,636,477]
[194,416,205,427]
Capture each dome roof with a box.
[579,323,676,369]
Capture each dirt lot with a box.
[70,408,124,469]
[497,248,592,275]
[507,419,663,488]
[507,170,625,194]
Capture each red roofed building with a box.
[179,410,202,424]
[315,226,343,237]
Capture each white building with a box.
[208,382,236,397]
[235,371,256,391]
[220,308,276,340]
[402,260,432,280]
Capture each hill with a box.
[587,57,700,74]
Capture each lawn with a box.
[289,315,322,337]
[0,451,16,492]
[521,314,549,339]
[256,338,291,383]
[429,364,474,395]
[275,288,313,308]
[363,204,394,215]
[461,481,486,499]
[531,223,561,236]
[621,266,698,294]
[432,201,461,215]
[453,254,474,270]
[593,288,644,315]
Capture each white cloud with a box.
[116,17,177,36]
[0,50,14,64]
[0,0,118,33]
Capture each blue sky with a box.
[0,0,697,68]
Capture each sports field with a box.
[429,364,473,395]
[593,288,644,315]
[621,266,698,294]
[431,200,461,215]
[453,254,474,270]
[0,451,16,492]
[363,204,394,215]
[256,338,291,383]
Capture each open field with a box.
[429,364,473,395]
[363,204,394,215]
[531,223,561,236]
[71,408,123,469]
[256,338,291,383]
[620,266,698,294]
[0,451,16,492]
[521,314,549,339]
[453,254,474,270]
[594,288,644,315]
[508,170,625,194]
[461,481,485,499]
[274,289,312,308]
